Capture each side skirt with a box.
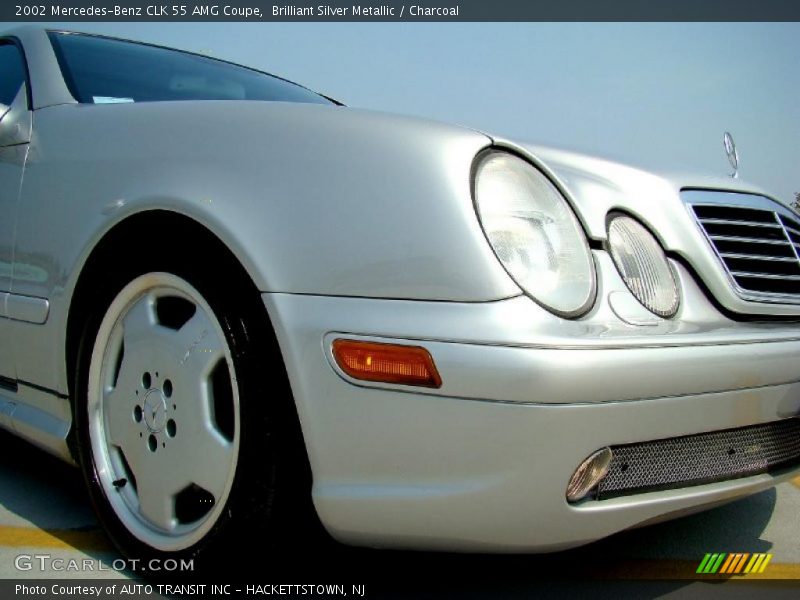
[0,381,74,464]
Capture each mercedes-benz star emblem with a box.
[723,131,739,179]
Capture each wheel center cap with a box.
[142,390,167,433]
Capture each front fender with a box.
[12,101,520,393]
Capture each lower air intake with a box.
[595,418,800,499]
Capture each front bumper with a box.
[262,253,800,552]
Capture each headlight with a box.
[474,151,595,317]
[607,214,679,317]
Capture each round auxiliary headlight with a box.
[474,152,595,317]
[607,215,679,318]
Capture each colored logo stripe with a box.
[697,553,725,574]
[722,553,748,574]
[697,553,772,574]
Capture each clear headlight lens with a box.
[474,151,595,316]
[607,215,679,317]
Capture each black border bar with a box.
[4,0,800,22]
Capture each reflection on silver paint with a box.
[101,198,127,215]
[607,291,661,326]
[9,262,48,283]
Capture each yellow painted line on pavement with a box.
[791,476,800,489]
[0,525,109,551]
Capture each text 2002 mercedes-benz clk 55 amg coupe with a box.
[1,27,799,562]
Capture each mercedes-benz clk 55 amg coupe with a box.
[1,26,799,562]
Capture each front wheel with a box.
[74,264,312,565]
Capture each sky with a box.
[19,22,800,204]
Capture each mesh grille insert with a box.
[595,418,800,499]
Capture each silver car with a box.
[1,26,799,562]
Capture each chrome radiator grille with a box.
[596,418,800,499]
[691,203,800,298]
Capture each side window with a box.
[0,42,26,106]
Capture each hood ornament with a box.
[723,131,739,179]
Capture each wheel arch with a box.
[65,209,269,405]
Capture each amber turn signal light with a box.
[332,339,442,388]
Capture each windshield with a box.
[48,31,333,106]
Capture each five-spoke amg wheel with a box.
[87,273,239,551]
[73,252,315,564]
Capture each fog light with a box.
[566,447,613,502]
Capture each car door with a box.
[0,39,31,383]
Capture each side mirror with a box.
[0,84,31,147]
